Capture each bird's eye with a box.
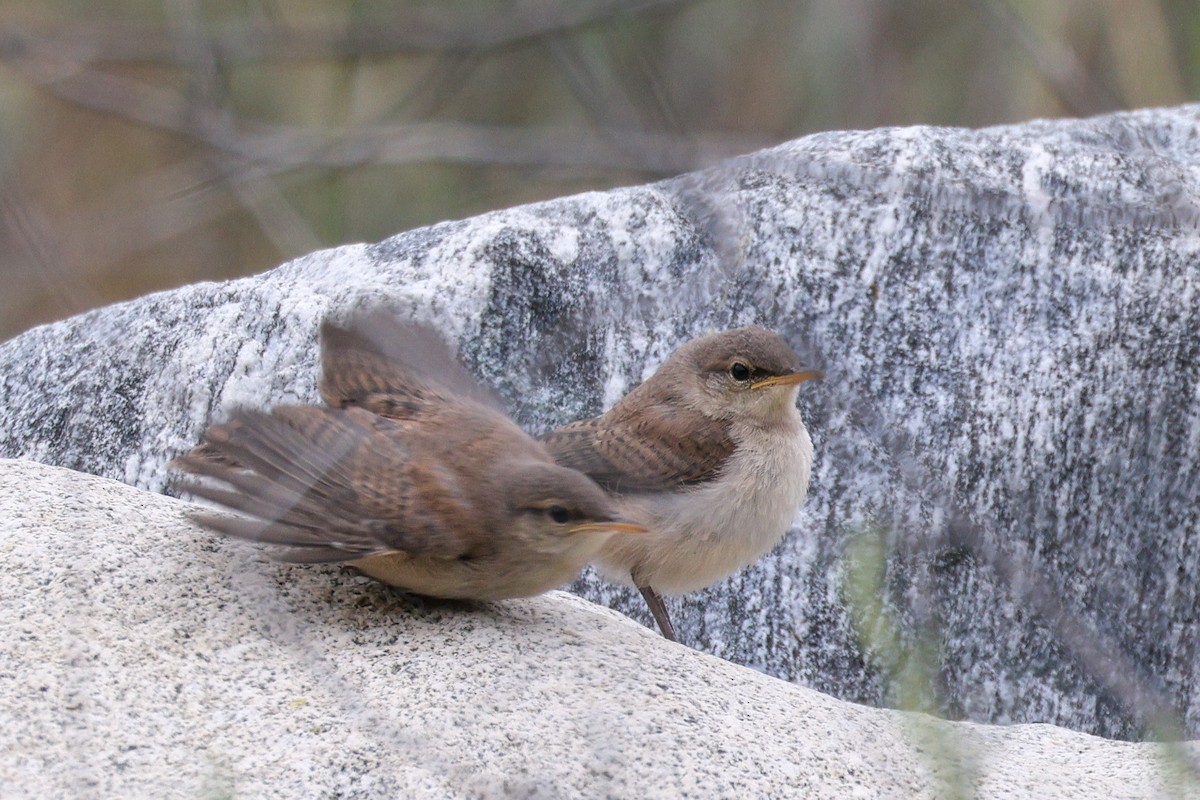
[545,505,571,524]
[729,362,751,382]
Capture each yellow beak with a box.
[753,370,823,389]
[570,518,648,535]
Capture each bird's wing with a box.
[541,403,734,494]
[171,405,478,562]
[319,309,504,418]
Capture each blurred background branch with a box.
[0,0,1194,340]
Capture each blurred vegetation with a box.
[0,0,1196,341]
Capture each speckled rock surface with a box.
[0,459,1195,798]
[2,105,1200,740]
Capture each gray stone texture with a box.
[1,460,1195,798]
[3,105,1200,740]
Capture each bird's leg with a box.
[637,583,678,642]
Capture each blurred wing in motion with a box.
[319,309,504,418]
[171,405,477,563]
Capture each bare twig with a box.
[0,189,103,319]
[223,171,323,258]
[9,51,766,174]
[543,29,695,175]
[973,0,1123,116]
[0,0,698,65]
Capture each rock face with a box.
[3,105,1200,740]
[1,459,1195,798]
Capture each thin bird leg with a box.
[638,584,678,642]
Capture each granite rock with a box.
[1,459,1195,798]
[3,105,1200,739]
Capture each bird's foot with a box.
[637,584,678,642]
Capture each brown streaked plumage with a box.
[172,311,644,602]
[542,326,821,641]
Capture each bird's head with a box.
[666,326,822,425]
[498,462,647,556]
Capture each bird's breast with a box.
[602,414,814,594]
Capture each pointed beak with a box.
[570,516,648,535]
[752,369,823,389]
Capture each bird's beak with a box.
[570,517,648,535]
[753,369,823,389]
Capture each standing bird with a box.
[172,311,645,601]
[541,327,821,640]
